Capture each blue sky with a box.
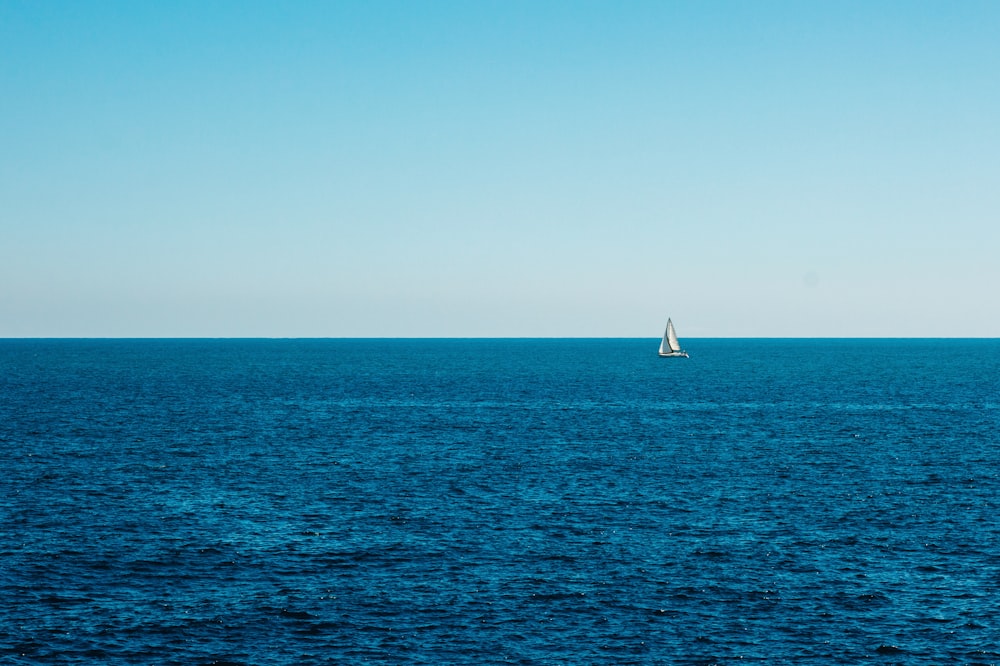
[2,1,998,337]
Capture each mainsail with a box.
[661,319,681,353]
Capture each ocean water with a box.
[1,338,999,665]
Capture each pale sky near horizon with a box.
[2,1,998,337]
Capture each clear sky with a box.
[2,1,998,337]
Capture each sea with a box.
[1,338,998,665]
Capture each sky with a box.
[2,1,998,337]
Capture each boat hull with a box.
[658,351,689,358]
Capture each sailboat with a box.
[658,318,689,358]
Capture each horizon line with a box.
[2,336,998,341]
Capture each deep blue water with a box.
[1,338,999,664]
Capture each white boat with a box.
[658,318,689,358]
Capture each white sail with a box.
[666,319,681,352]
[658,326,671,354]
